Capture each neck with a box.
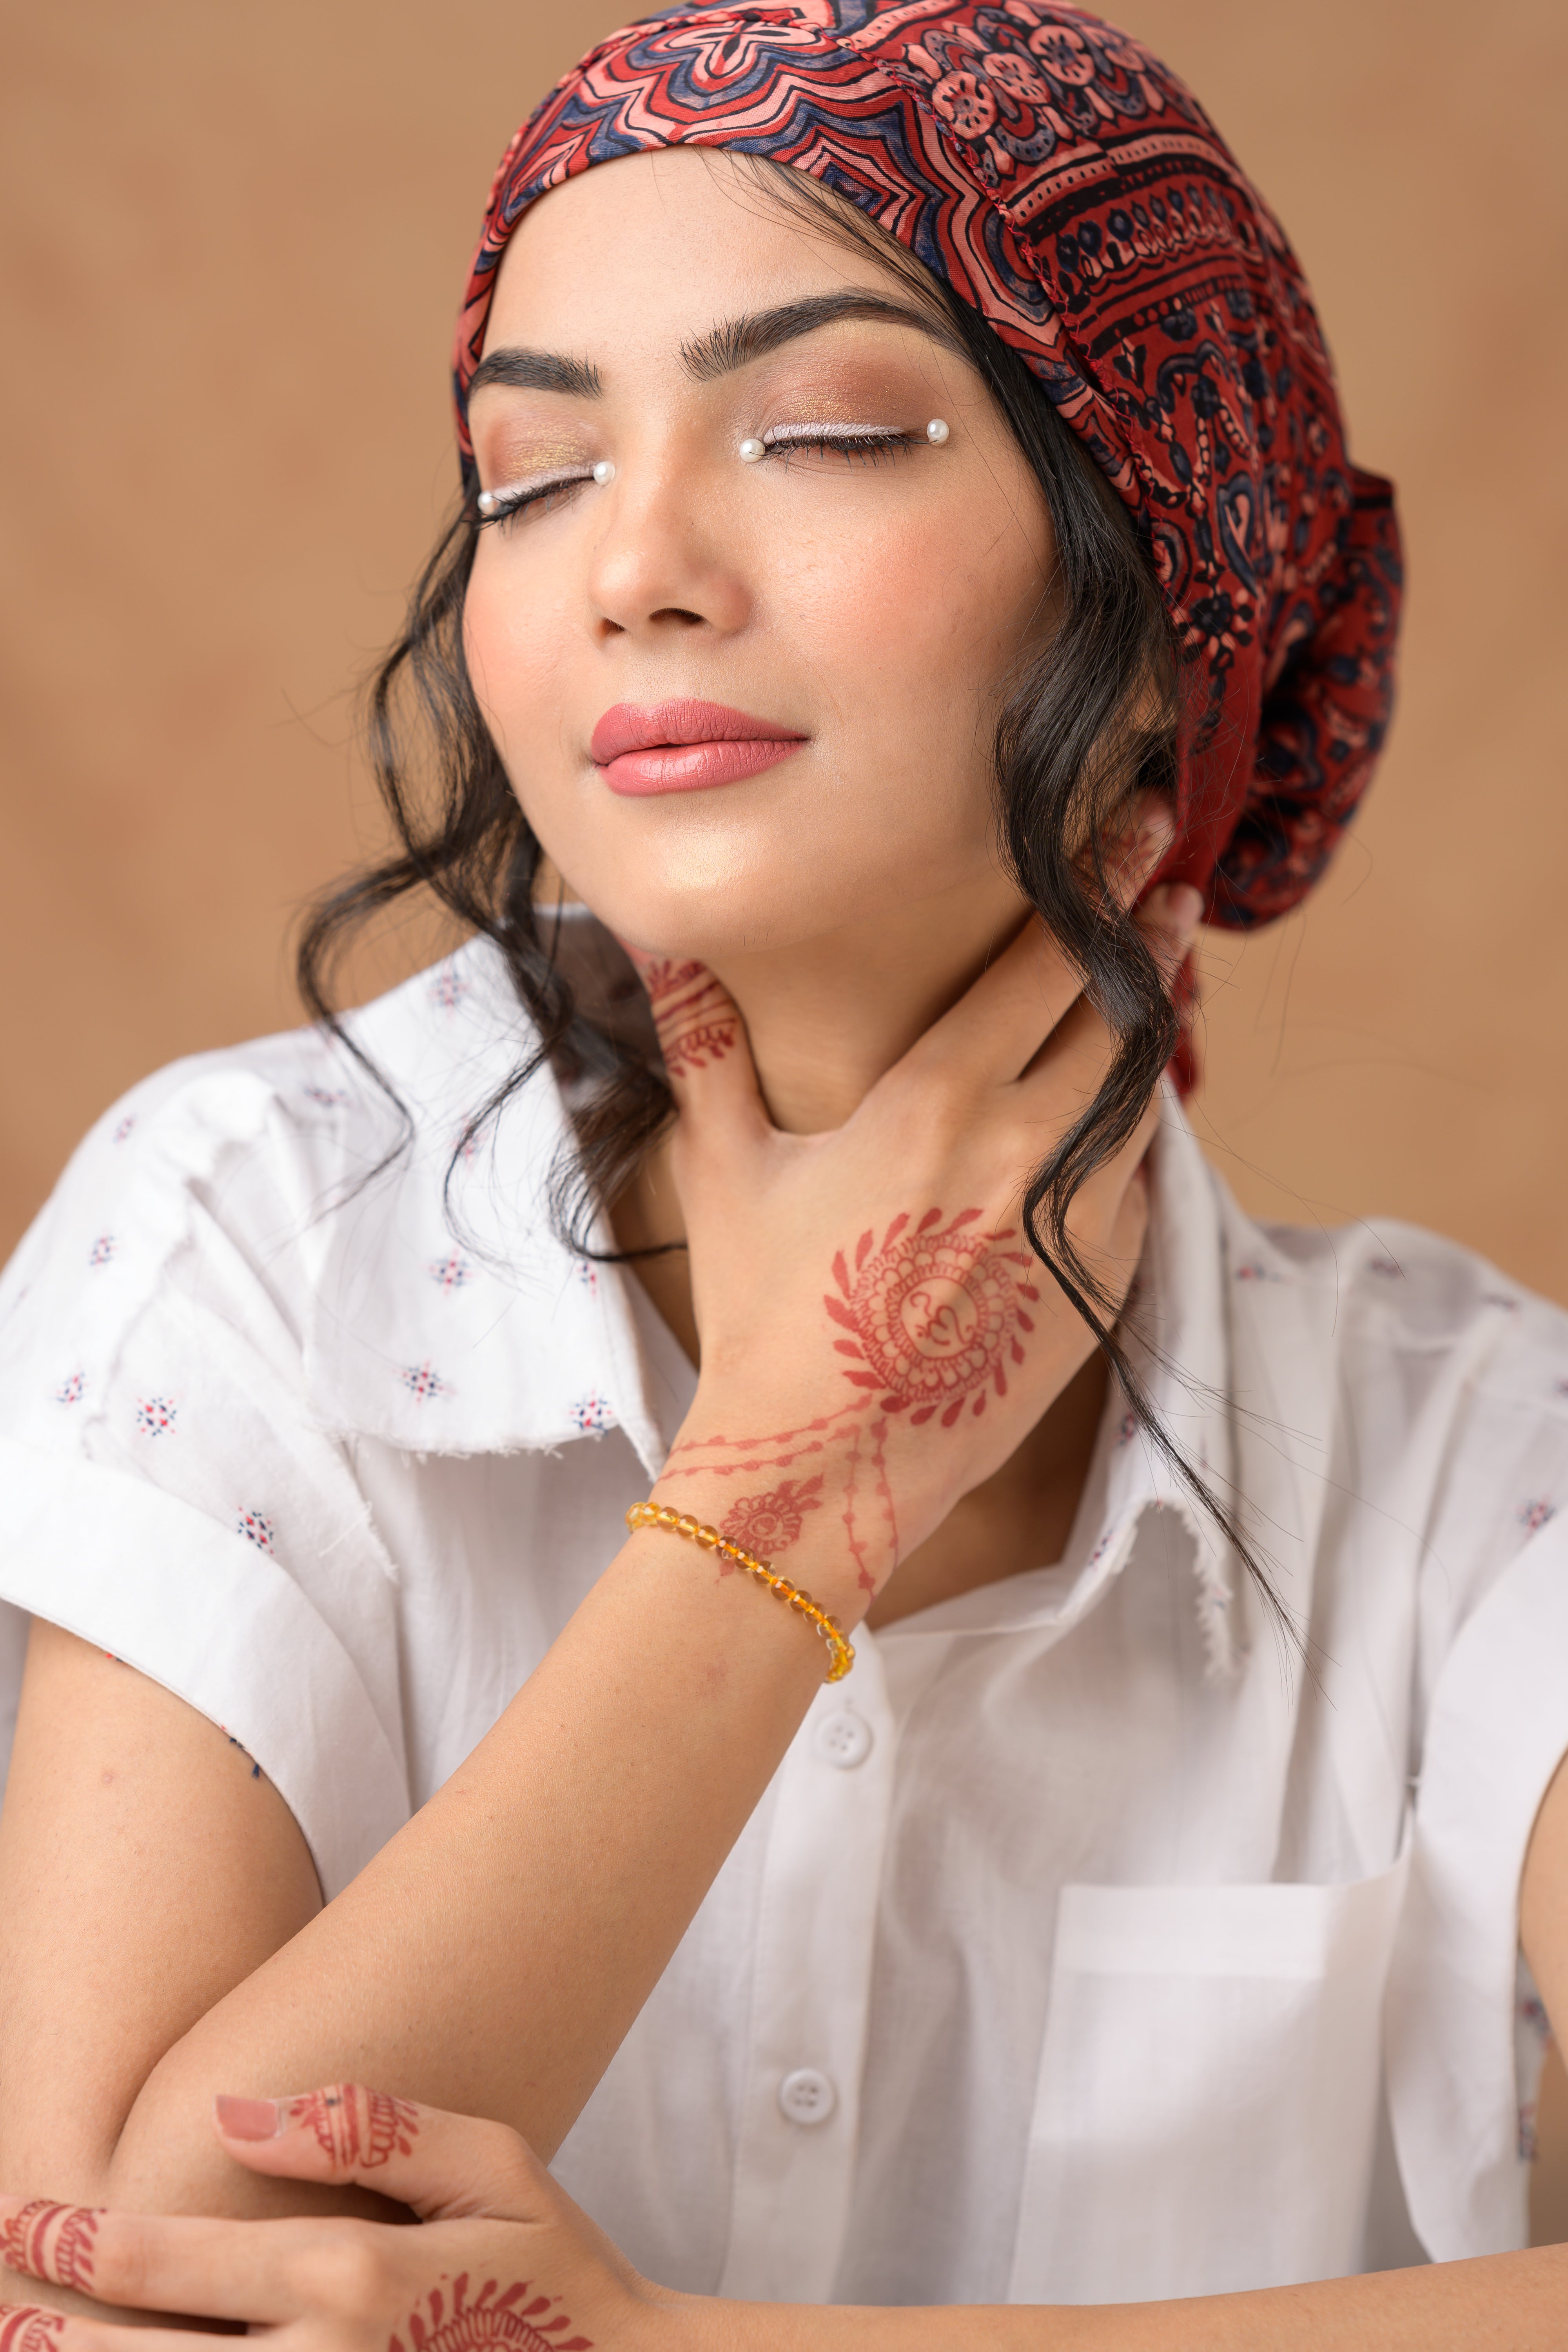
[707,868,1029,1134]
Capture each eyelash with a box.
[475,427,917,527]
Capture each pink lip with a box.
[591,699,807,797]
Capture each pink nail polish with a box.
[215,2094,283,2141]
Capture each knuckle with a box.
[92,2223,151,2311]
[294,2230,390,2313]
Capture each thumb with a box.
[214,2085,548,2223]
[622,947,766,1134]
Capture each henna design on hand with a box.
[0,2310,66,2352]
[720,1475,822,1561]
[640,959,737,1078]
[0,2204,100,2292]
[825,1209,1038,1426]
[287,2083,420,2170]
[658,1208,1039,1601]
[389,2274,592,2352]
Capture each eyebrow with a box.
[680,290,966,380]
[466,348,604,401]
[466,289,964,406]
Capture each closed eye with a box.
[476,468,595,526]
[762,424,914,465]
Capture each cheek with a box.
[462,556,563,746]
[771,490,1040,744]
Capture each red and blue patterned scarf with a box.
[454,1,1402,931]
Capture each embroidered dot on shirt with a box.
[112,1115,136,1144]
[1518,1499,1557,1535]
[427,959,472,1015]
[302,1084,350,1109]
[575,1259,599,1295]
[87,1233,116,1267]
[428,1252,474,1292]
[1234,1260,1282,1283]
[1115,1410,1137,1446]
[136,1396,178,1437]
[1483,1290,1522,1313]
[569,1392,617,1434]
[55,1371,85,1405]
[401,1361,450,1402]
[237,1510,276,1553]
[1367,1254,1405,1279]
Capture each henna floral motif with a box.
[825,1209,1039,1426]
[0,2204,100,2292]
[287,2084,420,2171]
[0,2310,66,2352]
[640,959,738,1078]
[389,2274,592,2352]
[720,1476,823,1559]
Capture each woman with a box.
[2,2,1565,2342]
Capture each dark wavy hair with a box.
[298,160,1279,1613]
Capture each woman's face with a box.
[464,148,1053,961]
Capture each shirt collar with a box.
[302,928,681,1474]
[301,933,1243,1671]
[871,1085,1242,1672]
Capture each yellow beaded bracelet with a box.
[625,1501,855,1683]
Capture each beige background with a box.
[4,0,1568,2241]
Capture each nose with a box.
[585,450,752,644]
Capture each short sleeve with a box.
[1381,1271,1568,2259]
[0,1049,411,1897]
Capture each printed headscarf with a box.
[454,0,1402,930]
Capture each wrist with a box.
[644,1442,873,1619]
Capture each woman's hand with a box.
[630,879,1201,1625]
[0,2085,681,2351]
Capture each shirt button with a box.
[814,1710,873,1769]
[778,2068,837,2127]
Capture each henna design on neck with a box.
[287,2084,420,2171]
[0,2204,100,2292]
[640,960,738,1078]
[825,1209,1038,1426]
[720,1476,822,1561]
[389,2275,592,2352]
[0,2310,65,2352]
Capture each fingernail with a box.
[215,2094,283,2141]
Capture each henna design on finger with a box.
[825,1209,1039,1427]
[0,2205,100,2292]
[640,959,738,1078]
[286,2084,420,2170]
[389,2273,592,2352]
[719,1476,822,1562]
[0,2310,66,2352]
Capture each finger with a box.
[0,2199,294,2326]
[1136,881,1204,990]
[914,915,1085,1089]
[1016,882,1203,1099]
[620,946,768,1137]
[215,2085,547,2224]
[1,2314,251,2352]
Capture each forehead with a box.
[481,147,926,361]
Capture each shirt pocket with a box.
[1007,1847,1411,2305]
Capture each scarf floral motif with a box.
[454,0,1402,928]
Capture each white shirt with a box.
[2,920,1566,2307]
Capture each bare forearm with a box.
[678,2247,1568,2351]
[107,1521,836,2214]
